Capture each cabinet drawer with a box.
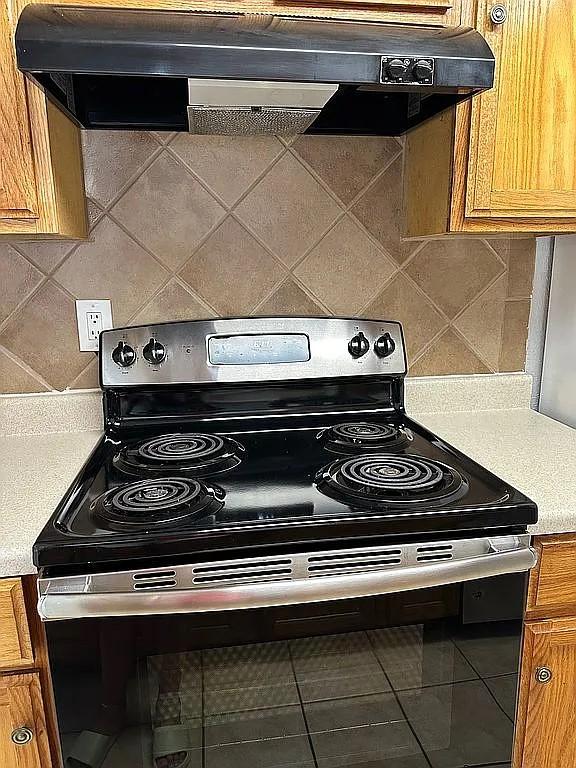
[0,580,33,669]
[0,672,52,768]
[527,536,576,617]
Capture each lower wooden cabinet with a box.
[0,672,52,768]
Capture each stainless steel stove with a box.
[36,317,537,768]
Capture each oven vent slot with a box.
[307,550,402,578]
[192,558,294,587]
[132,569,178,590]
[416,544,453,563]
[133,570,176,580]
[134,579,178,590]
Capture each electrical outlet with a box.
[76,300,113,352]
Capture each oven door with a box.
[41,534,535,768]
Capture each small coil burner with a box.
[316,454,467,509]
[91,477,224,531]
[113,433,244,477]
[318,421,411,454]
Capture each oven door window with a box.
[47,574,525,768]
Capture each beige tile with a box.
[111,152,226,270]
[152,131,177,145]
[54,216,169,324]
[406,239,505,319]
[410,329,491,377]
[0,281,91,390]
[453,276,507,370]
[180,218,286,315]
[11,240,76,275]
[235,153,342,267]
[506,239,536,298]
[364,273,446,359]
[87,198,104,229]
[351,156,415,265]
[0,348,48,394]
[131,279,213,325]
[68,359,100,390]
[499,300,531,372]
[82,130,160,206]
[170,135,284,204]
[484,238,510,261]
[293,137,400,204]
[0,246,43,323]
[295,217,396,315]
[255,279,326,316]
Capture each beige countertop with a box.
[0,374,574,578]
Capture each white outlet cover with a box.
[76,299,113,352]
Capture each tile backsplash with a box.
[0,132,535,393]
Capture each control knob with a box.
[112,341,136,368]
[386,58,409,80]
[412,59,434,82]
[143,337,166,365]
[348,332,370,358]
[374,333,396,358]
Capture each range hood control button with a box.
[374,333,396,358]
[412,59,434,82]
[386,59,409,80]
[112,341,136,368]
[348,332,370,358]
[143,338,166,365]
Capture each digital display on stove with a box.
[208,333,311,365]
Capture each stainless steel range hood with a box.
[16,5,495,136]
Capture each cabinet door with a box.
[0,0,38,220]
[0,673,52,768]
[466,0,576,219]
[514,618,576,768]
[0,579,33,670]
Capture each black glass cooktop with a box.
[34,410,537,569]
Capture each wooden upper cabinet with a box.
[466,0,576,220]
[0,673,53,768]
[514,618,576,768]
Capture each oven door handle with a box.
[37,535,536,621]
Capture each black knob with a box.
[374,333,396,358]
[412,59,433,82]
[386,58,409,80]
[112,341,136,368]
[348,332,370,358]
[143,337,166,365]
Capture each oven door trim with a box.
[37,534,536,621]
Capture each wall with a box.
[0,131,535,392]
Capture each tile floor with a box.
[144,625,519,768]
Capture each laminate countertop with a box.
[1,376,575,577]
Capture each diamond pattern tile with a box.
[235,153,342,267]
[406,240,505,319]
[293,137,400,204]
[0,131,537,392]
[54,216,169,324]
[295,217,396,315]
[171,135,285,205]
[0,245,43,324]
[111,152,226,270]
[180,218,286,315]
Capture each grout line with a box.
[0,343,52,391]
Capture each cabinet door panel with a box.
[0,579,33,670]
[515,618,576,768]
[466,0,576,219]
[0,0,38,219]
[0,673,52,768]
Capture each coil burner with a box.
[316,454,467,509]
[90,477,224,531]
[113,433,244,477]
[318,422,411,454]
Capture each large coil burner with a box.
[318,422,411,454]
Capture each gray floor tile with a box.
[485,675,518,720]
[290,632,377,676]
[369,626,477,691]
[204,641,294,689]
[310,719,428,768]
[298,668,391,703]
[205,736,314,768]
[452,627,521,678]
[398,679,514,768]
[206,705,307,746]
[304,692,404,733]
[205,681,300,715]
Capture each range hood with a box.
[16,5,495,136]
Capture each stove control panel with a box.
[100,317,407,387]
